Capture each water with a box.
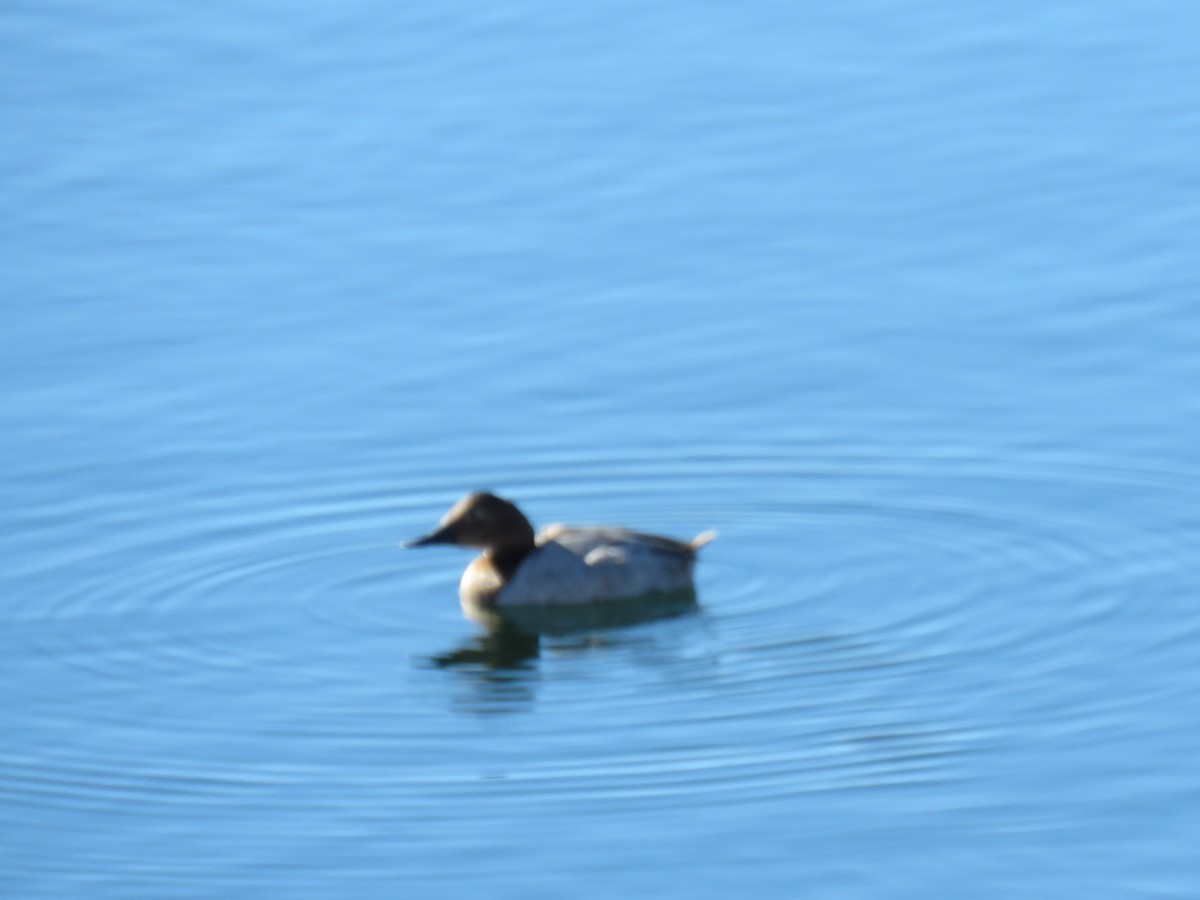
[4,1,1200,896]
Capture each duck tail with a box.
[690,529,718,551]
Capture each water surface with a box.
[4,1,1200,897]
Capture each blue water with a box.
[5,1,1200,896]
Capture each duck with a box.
[403,492,715,608]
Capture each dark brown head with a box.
[403,492,536,553]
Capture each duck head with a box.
[403,492,536,553]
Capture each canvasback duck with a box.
[404,492,715,607]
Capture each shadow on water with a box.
[430,587,700,672]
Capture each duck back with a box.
[494,526,701,607]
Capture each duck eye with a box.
[467,507,487,522]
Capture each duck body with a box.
[463,523,709,607]
[405,493,714,608]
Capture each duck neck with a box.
[486,543,533,582]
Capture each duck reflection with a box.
[431,622,541,670]
[433,587,700,672]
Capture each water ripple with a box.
[5,440,1199,837]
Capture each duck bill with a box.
[401,524,456,548]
